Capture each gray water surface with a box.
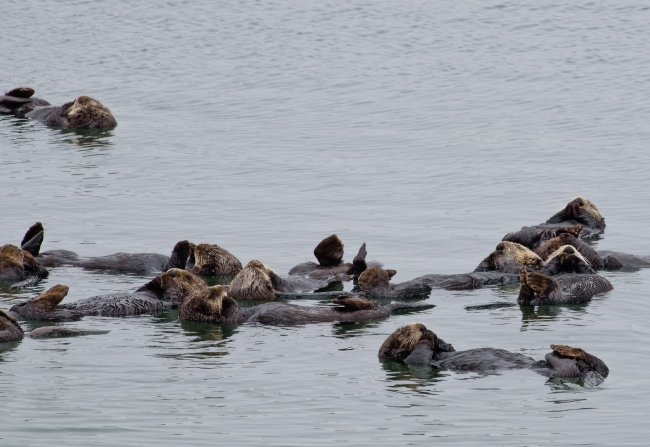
[2,0,650,445]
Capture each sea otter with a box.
[0,87,116,129]
[504,197,606,244]
[180,286,434,324]
[19,222,191,273]
[0,309,105,342]
[518,267,613,305]
[288,236,373,289]
[227,260,295,300]
[538,245,595,276]
[55,269,208,317]
[9,285,82,321]
[379,323,609,386]
[474,241,544,274]
[355,267,432,299]
[0,244,49,289]
[190,243,243,276]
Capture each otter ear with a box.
[20,222,44,257]
[33,285,69,309]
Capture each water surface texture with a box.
[2,1,650,445]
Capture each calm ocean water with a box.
[2,0,650,445]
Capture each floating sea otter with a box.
[0,309,106,342]
[0,87,116,129]
[19,222,191,273]
[180,285,434,325]
[504,197,605,245]
[518,267,612,305]
[228,260,295,300]
[0,244,49,289]
[190,243,243,276]
[354,267,432,299]
[379,323,609,386]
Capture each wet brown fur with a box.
[192,243,243,276]
[228,260,276,300]
[378,323,438,362]
[155,268,208,305]
[180,285,238,322]
[63,96,117,129]
[314,235,344,267]
[5,87,35,98]
[358,267,391,293]
[0,309,24,338]
[31,285,70,309]
[331,296,379,311]
[497,242,544,269]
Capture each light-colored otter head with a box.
[228,260,276,300]
[180,285,238,323]
[0,244,48,281]
[62,95,117,129]
[378,323,439,362]
[314,235,344,267]
[493,241,544,269]
[546,344,609,385]
[0,309,24,341]
[142,268,208,306]
[192,243,243,276]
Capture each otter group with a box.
[0,129,635,389]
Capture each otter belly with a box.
[431,348,537,371]
[58,292,168,317]
[78,253,169,273]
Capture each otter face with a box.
[492,241,544,270]
[62,96,117,129]
[378,323,439,363]
[313,235,344,267]
[548,197,605,230]
[150,268,208,306]
[0,244,48,281]
[546,344,609,385]
[0,309,24,342]
[192,243,243,276]
[9,285,81,321]
[180,285,237,323]
[228,260,276,300]
[544,245,595,274]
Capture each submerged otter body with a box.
[181,286,434,325]
[379,323,609,386]
[518,268,612,305]
[0,87,117,129]
[0,309,104,342]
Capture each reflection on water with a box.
[55,128,115,149]
[179,320,238,342]
[519,302,591,331]
[380,358,447,394]
[331,320,381,338]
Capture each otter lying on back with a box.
[0,87,116,129]
[518,267,612,305]
[0,244,49,289]
[180,286,434,325]
[379,323,609,386]
[19,222,191,273]
[355,267,432,299]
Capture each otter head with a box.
[192,243,243,276]
[543,245,595,275]
[9,285,80,321]
[357,267,391,298]
[0,309,24,341]
[140,268,208,307]
[0,244,48,281]
[313,235,344,267]
[180,285,238,323]
[545,344,609,386]
[549,197,605,230]
[490,241,544,270]
[61,96,117,129]
[227,260,277,300]
[378,323,455,364]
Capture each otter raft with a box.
[3,5,650,443]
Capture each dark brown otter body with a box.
[19,222,190,273]
[379,323,609,386]
[181,287,434,325]
[0,87,116,129]
[518,268,612,305]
